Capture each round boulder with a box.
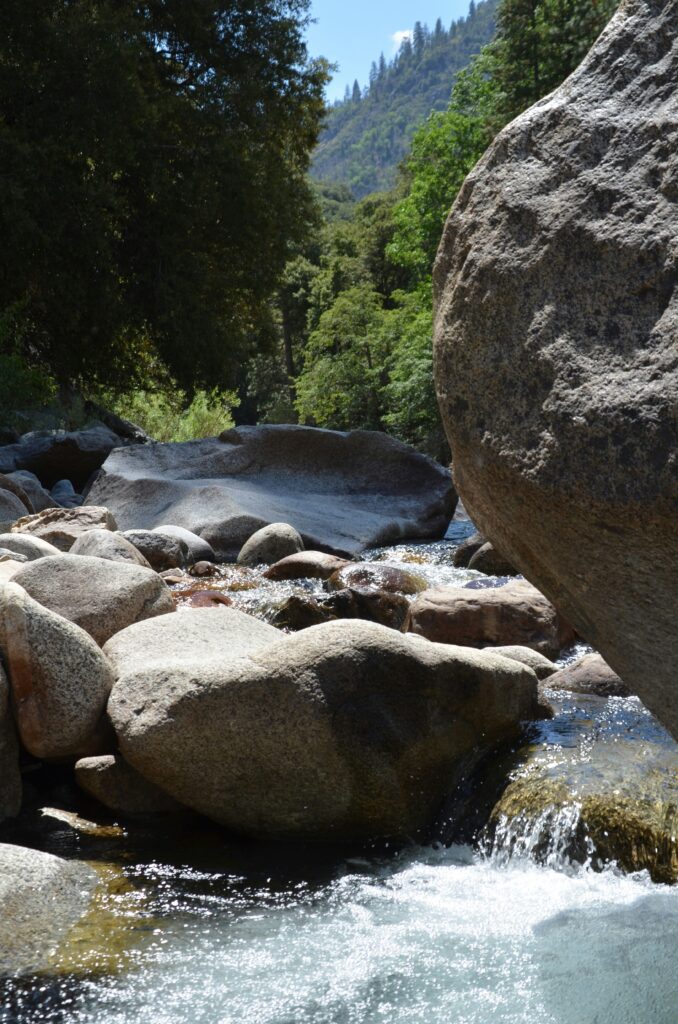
[151,525,215,565]
[11,554,174,646]
[264,551,352,582]
[328,562,427,595]
[122,529,188,571]
[545,653,630,698]
[237,522,304,567]
[70,529,151,568]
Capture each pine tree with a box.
[352,79,362,103]
[413,21,426,57]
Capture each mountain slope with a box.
[312,1,497,198]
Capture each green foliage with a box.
[0,355,57,427]
[104,387,238,443]
[0,1,328,393]
[313,1,498,198]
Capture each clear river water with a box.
[2,521,677,1024]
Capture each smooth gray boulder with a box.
[0,533,61,561]
[0,488,28,528]
[108,619,537,841]
[0,473,33,513]
[12,555,174,646]
[75,754,187,816]
[433,1,678,736]
[237,522,304,567]
[70,529,151,568]
[11,505,118,551]
[0,663,21,821]
[151,525,214,564]
[0,582,115,759]
[103,606,280,675]
[5,471,55,512]
[484,646,559,681]
[86,425,456,560]
[0,423,124,489]
[122,529,187,571]
[545,652,630,698]
[0,843,99,975]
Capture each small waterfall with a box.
[482,801,596,873]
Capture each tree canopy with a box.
[0,1,328,393]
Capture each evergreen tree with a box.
[413,21,427,57]
[352,79,362,102]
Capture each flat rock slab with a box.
[86,424,456,559]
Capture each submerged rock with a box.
[406,580,575,657]
[0,843,100,976]
[12,554,174,646]
[328,562,427,595]
[433,1,678,737]
[86,424,456,559]
[108,618,537,841]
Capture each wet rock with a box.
[75,754,187,817]
[453,532,485,568]
[324,587,411,631]
[484,646,559,680]
[0,581,115,759]
[0,662,21,822]
[264,551,352,582]
[151,525,215,565]
[406,580,576,657]
[86,424,456,560]
[181,590,233,609]
[12,554,174,646]
[271,595,334,631]
[11,505,118,552]
[0,423,124,489]
[109,619,537,841]
[328,562,427,595]
[188,560,220,578]
[545,653,630,698]
[122,529,188,571]
[433,1,678,738]
[70,529,152,568]
[0,843,99,976]
[237,522,304,567]
[4,471,54,512]
[103,606,280,677]
[468,543,519,577]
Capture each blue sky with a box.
[306,1,475,103]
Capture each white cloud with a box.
[391,29,413,51]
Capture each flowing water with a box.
[2,522,677,1023]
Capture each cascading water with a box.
[2,528,676,1024]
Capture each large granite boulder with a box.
[12,555,174,646]
[0,843,99,975]
[0,423,124,489]
[0,582,115,759]
[11,505,118,552]
[86,425,456,560]
[0,488,28,529]
[433,1,678,737]
[108,617,537,841]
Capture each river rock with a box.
[271,588,411,632]
[0,423,124,489]
[237,522,304,567]
[453,532,486,568]
[328,562,427,595]
[75,754,187,816]
[0,533,61,561]
[5,471,55,512]
[103,606,280,676]
[433,1,678,738]
[406,580,575,657]
[70,529,152,568]
[11,505,118,551]
[545,652,630,698]
[484,646,559,680]
[12,555,174,646]
[151,525,214,564]
[50,479,84,508]
[85,425,456,560]
[468,543,518,577]
[0,663,21,821]
[0,581,115,759]
[0,473,33,513]
[0,560,23,583]
[121,529,187,571]
[0,843,99,975]
[108,619,537,841]
[0,488,28,528]
[264,550,352,581]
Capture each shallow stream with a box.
[2,522,677,1023]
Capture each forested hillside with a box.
[312,0,497,197]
